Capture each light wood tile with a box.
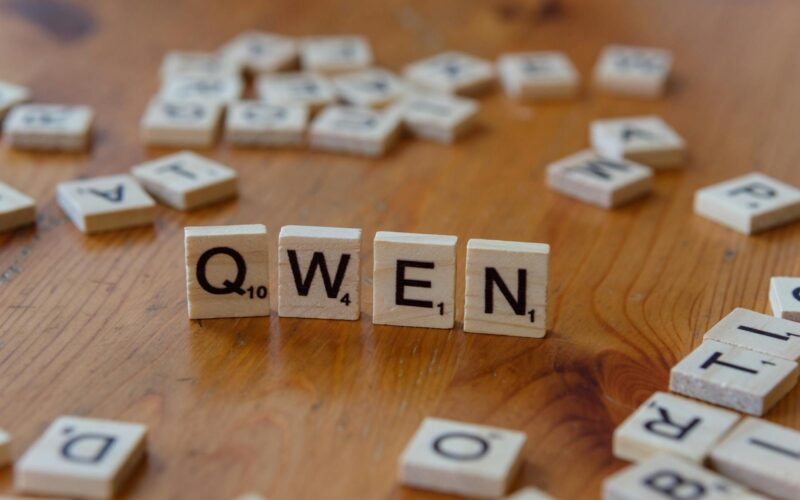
[770,277,800,322]
[255,72,338,113]
[160,51,241,78]
[159,74,243,104]
[503,487,556,500]
[309,105,402,157]
[0,80,30,119]
[333,67,405,108]
[3,104,92,151]
[498,52,579,101]
[0,181,35,232]
[401,92,478,144]
[404,51,496,96]
[593,44,673,98]
[300,36,372,74]
[140,98,223,148]
[703,307,800,361]
[590,115,686,169]
[220,31,297,74]
[225,101,308,147]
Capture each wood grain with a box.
[1,0,800,498]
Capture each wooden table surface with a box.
[1,0,800,498]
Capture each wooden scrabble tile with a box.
[14,415,147,499]
[0,428,10,467]
[694,172,800,234]
[309,105,402,157]
[546,150,654,208]
[220,31,297,74]
[504,487,555,500]
[159,74,243,104]
[333,67,405,108]
[669,339,799,416]
[593,44,673,98]
[372,232,458,329]
[590,115,687,169]
[278,225,361,320]
[497,52,579,100]
[398,417,526,498]
[0,80,30,119]
[3,104,93,151]
[703,307,800,361]
[160,51,241,78]
[401,92,478,144]
[255,72,338,114]
[225,101,308,147]
[57,175,156,234]
[464,239,548,338]
[233,494,267,500]
[0,181,36,232]
[770,276,800,322]
[185,225,270,320]
[140,98,223,148]
[300,36,372,74]
[404,51,496,96]
[711,417,800,499]
[613,391,740,463]
[603,454,755,500]
[131,151,237,210]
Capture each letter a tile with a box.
[464,239,549,338]
[57,175,156,234]
[14,415,147,499]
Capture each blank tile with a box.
[220,31,297,74]
[140,98,223,148]
[14,415,147,500]
[185,225,270,320]
[694,172,800,234]
[770,276,800,322]
[0,80,31,119]
[711,417,800,500]
[546,150,653,208]
[0,428,10,467]
[131,151,238,210]
[498,52,579,100]
[255,72,338,113]
[669,339,799,416]
[404,51,496,96]
[57,174,156,234]
[593,44,673,98]
[333,67,405,108]
[309,105,402,157]
[398,417,526,498]
[0,181,36,232]
[373,231,458,329]
[703,307,800,361]
[225,101,308,147]
[590,115,686,169]
[603,454,756,500]
[160,51,241,79]
[464,239,549,338]
[300,36,372,74]
[278,225,361,320]
[401,92,478,144]
[159,74,243,104]
[3,104,93,151]
[613,391,740,463]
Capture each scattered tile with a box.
[770,276,800,323]
[300,36,373,74]
[0,181,36,232]
[404,51,496,96]
[3,104,93,151]
[220,31,297,74]
[703,307,800,361]
[159,74,243,104]
[140,98,223,148]
[401,92,478,144]
[225,101,308,147]
[590,115,686,169]
[256,72,338,113]
[309,105,402,157]
[593,44,673,98]
[333,67,405,108]
[498,52,579,100]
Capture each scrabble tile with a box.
[0,181,36,232]
[233,494,267,500]
[300,36,372,74]
[669,339,799,416]
[372,232,458,329]
[593,44,673,98]
[404,51,496,96]
[140,98,223,148]
[711,417,800,499]
[131,151,237,210]
[159,74,243,104]
[333,67,405,108]
[57,175,156,234]
[398,417,526,498]
[504,487,555,500]
[14,415,147,499]
[185,225,270,320]
[603,454,756,500]
[703,308,800,361]
[613,391,740,463]
[497,52,579,100]
[401,92,478,144]
[464,239,549,338]
[225,101,308,147]
[255,72,338,113]
[3,104,93,151]
[220,31,297,74]
[694,172,800,234]
[770,276,800,322]
[309,105,402,157]
[546,150,654,208]
[160,51,241,78]
[0,80,31,119]
[590,115,687,169]
[278,226,361,320]
[0,428,10,467]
